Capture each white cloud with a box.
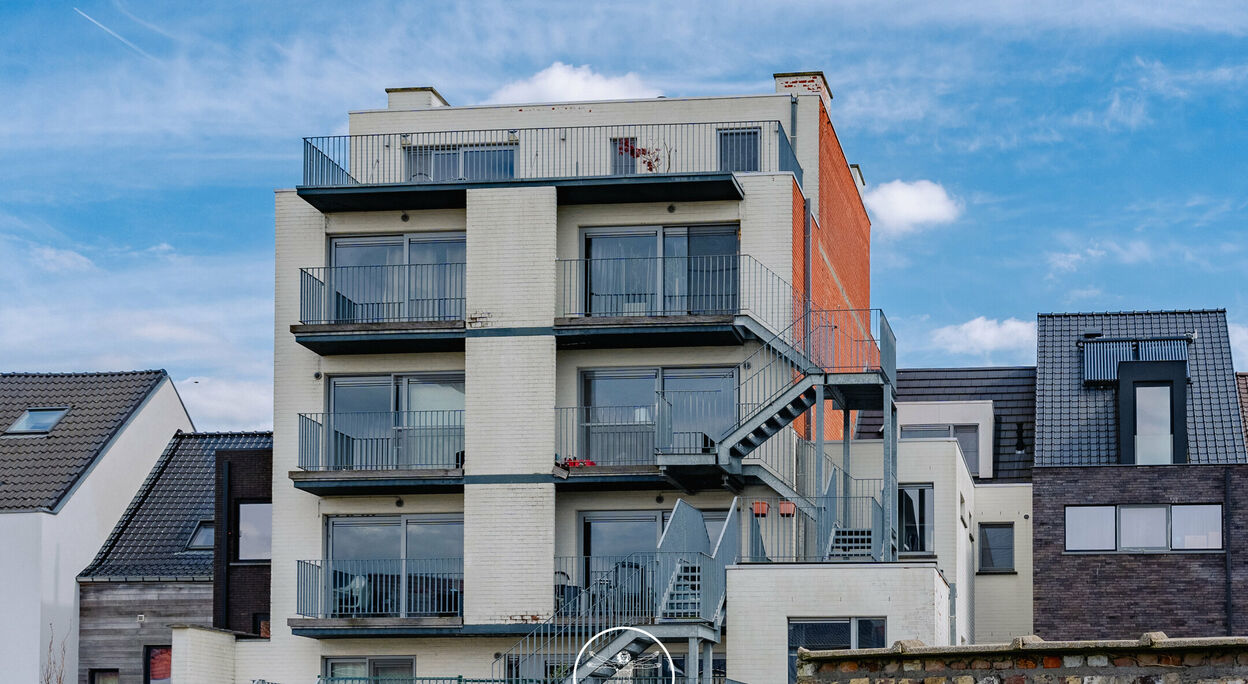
[1230,323,1248,371]
[484,62,661,104]
[177,376,273,432]
[863,180,964,237]
[31,245,94,273]
[0,234,273,431]
[931,316,1037,359]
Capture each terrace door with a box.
[397,374,465,469]
[330,238,404,323]
[584,232,658,316]
[406,235,466,321]
[329,378,393,470]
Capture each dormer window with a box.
[5,407,69,434]
[1118,360,1187,464]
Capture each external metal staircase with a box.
[492,501,739,683]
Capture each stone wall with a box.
[799,633,1248,684]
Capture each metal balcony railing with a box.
[302,120,802,189]
[297,411,465,471]
[555,390,731,467]
[741,495,885,563]
[299,263,466,325]
[295,558,464,618]
[556,254,804,340]
[318,679,508,684]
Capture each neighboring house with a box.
[0,371,193,683]
[1238,372,1248,448]
[173,71,919,684]
[77,431,272,684]
[1031,310,1248,639]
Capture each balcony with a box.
[290,411,465,495]
[297,121,803,212]
[292,264,466,354]
[742,494,886,562]
[554,254,801,349]
[294,558,464,633]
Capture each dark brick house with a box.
[1032,310,1248,640]
[77,431,271,684]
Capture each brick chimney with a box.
[385,86,450,110]
[773,71,832,112]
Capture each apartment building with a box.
[0,371,193,683]
[1031,310,1248,640]
[164,70,1060,684]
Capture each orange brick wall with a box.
[790,100,874,442]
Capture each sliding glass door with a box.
[583,226,738,317]
[328,516,464,618]
[329,374,465,470]
[329,233,465,323]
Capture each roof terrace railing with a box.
[302,120,802,188]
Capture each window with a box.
[1134,383,1173,465]
[252,613,271,638]
[978,523,1014,572]
[327,234,466,323]
[581,225,739,317]
[325,373,466,470]
[898,484,934,554]
[5,407,69,434]
[788,618,885,683]
[144,646,171,684]
[327,515,464,618]
[89,671,119,684]
[610,137,639,175]
[185,521,214,550]
[718,127,760,172]
[1065,504,1222,552]
[1119,505,1167,550]
[900,424,980,475]
[326,657,415,679]
[1172,505,1222,550]
[1064,506,1116,551]
[236,503,272,561]
[407,143,515,181]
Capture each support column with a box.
[686,638,700,684]
[880,387,898,561]
[842,402,852,522]
[814,383,825,496]
[701,641,714,684]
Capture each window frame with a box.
[89,670,120,684]
[5,406,70,435]
[977,522,1015,573]
[234,500,272,562]
[323,655,417,679]
[326,513,465,562]
[1064,503,1223,553]
[787,617,886,684]
[143,645,172,684]
[897,483,935,555]
[185,520,215,551]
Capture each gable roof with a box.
[79,431,273,581]
[855,366,1037,483]
[0,370,171,511]
[1035,310,1247,467]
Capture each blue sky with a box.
[1,1,1246,429]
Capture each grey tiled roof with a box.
[79,431,272,581]
[855,366,1037,482]
[1035,310,1247,467]
[0,370,169,511]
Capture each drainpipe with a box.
[1226,466,1233,635]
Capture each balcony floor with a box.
[297,172,743,212]
[291,320,465,354]
[290,468,465,495]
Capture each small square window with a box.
[6,407,69,434]
[185,522,214,550]
[1119,505,1168,550]
[1065,506,1116,551]
[1172,504,1222,550]
[979,523,1014,571]
[90,670,120,684]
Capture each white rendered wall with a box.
[0,378,190,682]
[972,483,1034,642]
[725,563,950,683]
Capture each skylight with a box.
[186,521,215,550]
[5,407,69,434]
